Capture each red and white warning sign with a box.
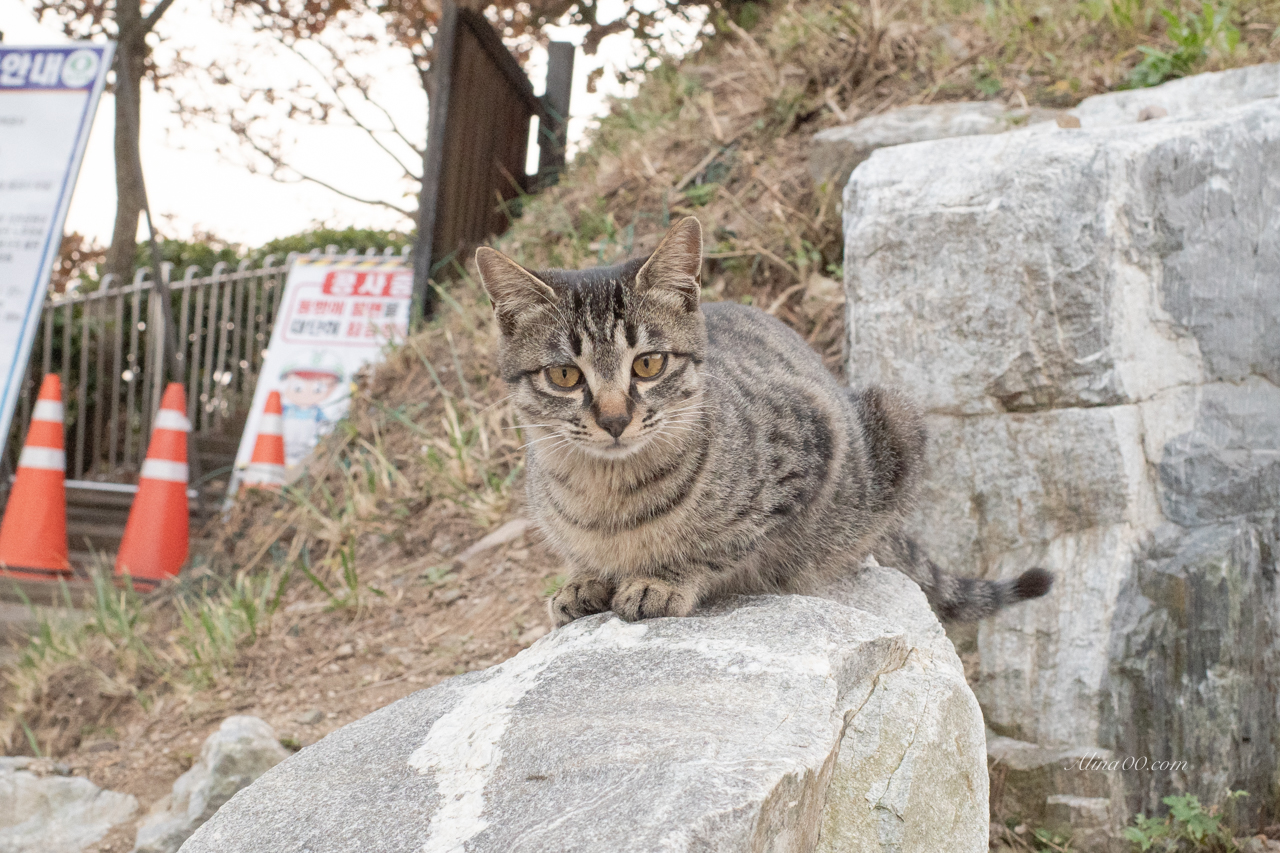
[229,255,412,495]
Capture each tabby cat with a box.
[475,217,1052,626]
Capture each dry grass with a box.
[205,278,525,583]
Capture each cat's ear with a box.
[474,247,558,335]
[636,217,702,311]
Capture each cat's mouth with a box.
[584,436,645,459]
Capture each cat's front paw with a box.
[548,577,615,627]
[612,578,697,622]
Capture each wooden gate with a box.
[414,3,574,317]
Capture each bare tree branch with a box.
[312,38,425,159]
[141,0,177,32]
[280,37,423,175]
[223,119,417,218]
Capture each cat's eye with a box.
[632,353,667,379]
[546,365,582,388]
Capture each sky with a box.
[0,0,706,248]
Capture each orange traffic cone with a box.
[240,391,286,491]
[116,383,190,590]
[0,375,70,581]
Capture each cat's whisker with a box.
[474,394,516,416]
[523,433,576,448]
[648,431,680,454]
[660,407,711,420]
[659,404,710,417]
[658,418,706,429]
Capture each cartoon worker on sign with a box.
[279,351,347,465]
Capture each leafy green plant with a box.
[1031,828,1075,851]
[683,183,719,207]
[1122,791,1247,852]
[1128,3,1240,87]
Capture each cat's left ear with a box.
[636,216,702,311]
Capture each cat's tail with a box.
[877,531,1054,621]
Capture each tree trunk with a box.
[103,0,146,283]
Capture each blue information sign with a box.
[0,42,114,459]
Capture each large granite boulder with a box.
[0,757,137,852]
[180,566,988,853]
[133,716,289,853]
[844,68,1280,835]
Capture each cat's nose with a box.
[596,412,632,438]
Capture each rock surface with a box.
[809,102,1058,189]
[987,735,1124,850]
[180,566,987,853]
[0,757,137,853]
[1071,61,1280,127]
[844,67,1280,834]
[133,716,289,853]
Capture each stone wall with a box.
[843,71,1280,834]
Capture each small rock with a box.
[438,588,463,605]
[333,643,354,659]
[131,715,289,853]
[1136,104,1168,121]
[0,757,137,852]
[296,709,324,726]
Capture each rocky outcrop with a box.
[133,716,288,853]
[180,565,987,853]
[0,757,137,852]
[809,102,1059,190]
[987,735,1125,850]
[1071,61,1280,127]
[843,67,1280,834]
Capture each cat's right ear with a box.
[474,248,558,336]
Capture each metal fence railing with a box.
[4,245,410,488]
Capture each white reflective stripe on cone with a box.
[140,459,189,482]
[258,414,284,434]
[242,463,285,484]
[18,446,65,471]
[31,400,65,422]
[153,409,192,432]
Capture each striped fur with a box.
[475,218,1053,625]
